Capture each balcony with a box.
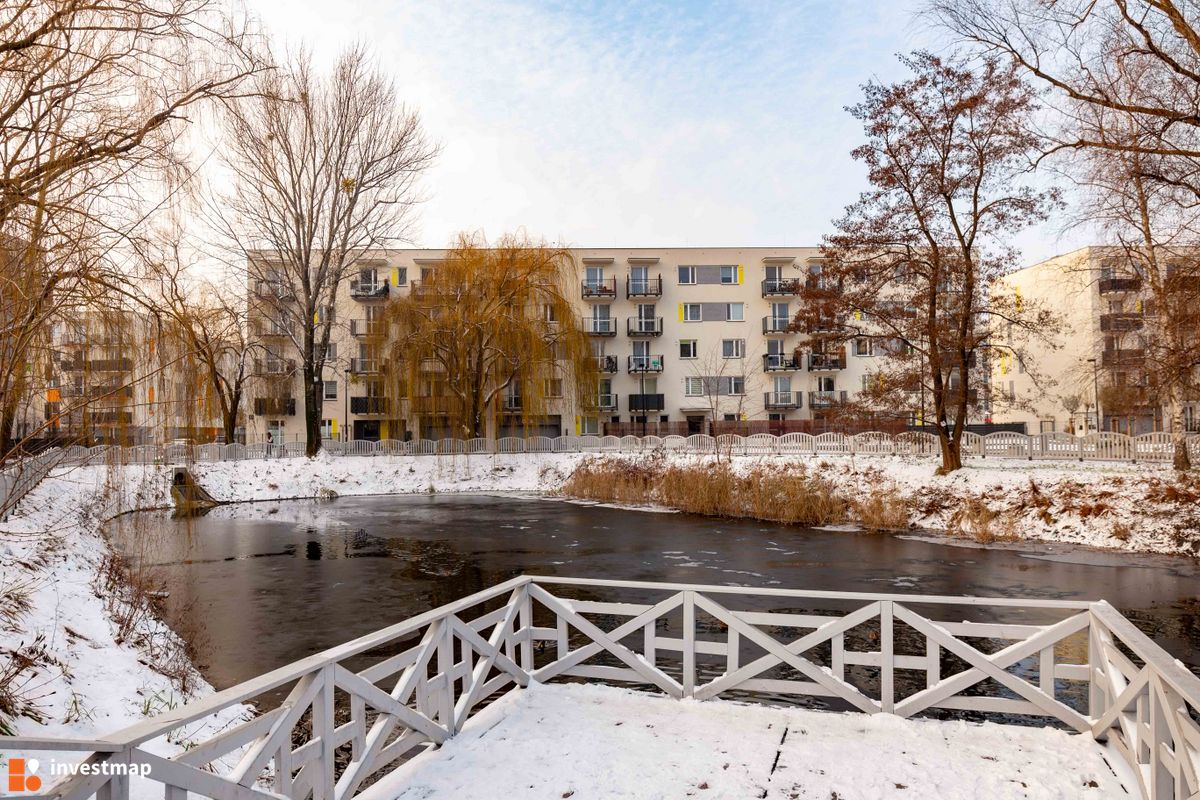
[350,319,384,337]
[350,358,380,374]
[255,358,296,376]
[349,278,390,300]
[596,393,618,412]
[350,396,390,415]
[761,278,802,296]
[581,278,617,300]
[808,353,846,371]
[254,281,294,300]
[1102,349,1145,367]
[256,321,294,339]
[1099,313,1144,332]
[763,391,801,409]
[1098,277,1142,294]
[627,354,664,374]
[595,355,618,373]
[762,353,800,371]
[627,317,663,337]
[254,397,296,416]
[626,275,662,297]
[809,390,848,408]
[805,318,842,334]
[581,317,617,336]
[628,393,665,412]
[761,316,791,334]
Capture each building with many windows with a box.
[991,246,1200,435]
[244,247,902,442]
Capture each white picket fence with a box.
[23,430,1200,468]
[3,576,1196,800]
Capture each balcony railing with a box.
[805,319,842,334]
[596,393,618,411]
[256,321,294,338]
[254,280,295,300]
[349,278,390,299]
[350,396,390,415]
[761,316,791,334]
[809,389,848,408]
[762,353,800,371]
[350,319,384,337]
[626,275,662,297]
[808,353,846,371]
[761,278,802,296]
[627,355,664,373]
[595,355,618,373]
[763,391,801,409]
[1098,277,1142,294]
[255,358,296,376]
[628,393,665,412]
[627,317,663,336]
[581,278,617,299]
[581,317,617,336]
[1099,313,1144,332]
[1102,349,1145,367]
[254,397,296,416]
[350,358,380,374]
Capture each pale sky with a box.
[245,0,1090,267]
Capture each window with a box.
[394,267,408,285]
[725,376,745,395]
[320,419,333,439]
[726,303,744,321]
[585,265,605,289]
[323,381,338,401]
[1040,419,1056,433]
[544,303,557,322]
[682,304,701,322]
[580,416,600,435]
[818,376,835,392]
[679,339,697,359]
[721,339,745,359]
[854,338,871,356]
[720,265,738,284]
[316,305,335,323]
[678,266,696,284]
[545,378,563,398]
[325,342,337,361]
[685,376,704,396]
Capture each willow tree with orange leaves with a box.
[382,235,597,439]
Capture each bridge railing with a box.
[3,577,1196,800]
[22,430,1200,469]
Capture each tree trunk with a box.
[1168,391,1192,471]
[304,367,321,456]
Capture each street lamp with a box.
[1086,357,1101,432]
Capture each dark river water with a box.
[109,494,1200,714]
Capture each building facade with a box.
[244,247,904,443]
[992,246,1200,435]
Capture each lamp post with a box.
[1087,357,1101,432]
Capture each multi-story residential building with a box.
[992,246,1199,435]
[244,247,903,442]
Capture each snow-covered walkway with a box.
[379,682,1130,800]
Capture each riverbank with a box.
[1,451,1196,740]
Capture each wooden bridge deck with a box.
[376,682,1131,800]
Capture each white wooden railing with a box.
[21,430,1200,469]
[4,577,1197,800]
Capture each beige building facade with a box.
[244,247,899,442]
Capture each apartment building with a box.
[244,247,898,442]
[991,246,1199,435]
[37,310,222,446]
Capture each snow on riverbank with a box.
[382,681,1130,800]
[0,450,1193,747]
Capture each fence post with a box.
[312,664,336,800]
[880,600,894,714]
[518,583,533,673]
[682,591,695,698]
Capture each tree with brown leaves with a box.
[810,52,1061,473]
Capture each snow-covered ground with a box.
[0,450,1193,762]
[380,682,1131,800]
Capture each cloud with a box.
[243,0,1088,263]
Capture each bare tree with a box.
[810,52,1061,473]
[382,234,597,439]
[0,0,261,461]
[212,45,437,455]
[685,343,761,454]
